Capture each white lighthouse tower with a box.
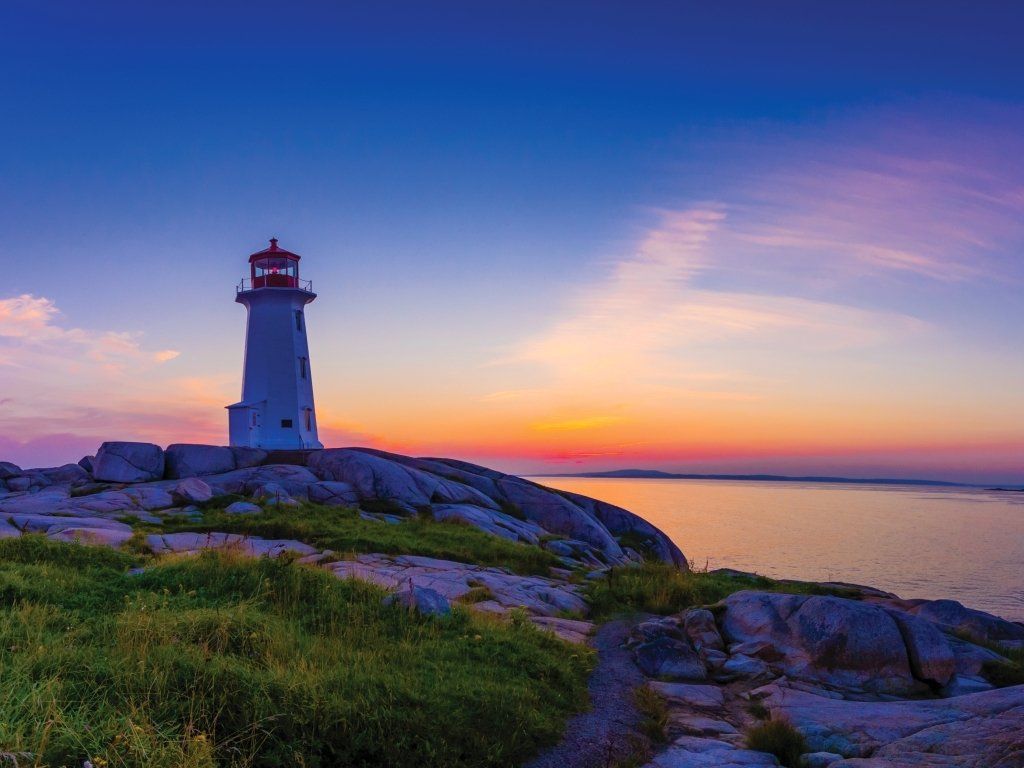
[226,238,324,450]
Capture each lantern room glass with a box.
[251,256,299,288]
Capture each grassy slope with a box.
[143,501,560,576]
[586,562,857,621]
[0,537,591,768]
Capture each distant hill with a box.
[534,469,975,487]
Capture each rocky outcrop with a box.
[906,598,1024,651]
[164,443,236,478]
[762,683,1024,766]
[93,442,165,483]
[1,443,685,569]
[718,591,924,695]
[329,553,588,618]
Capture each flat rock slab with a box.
[146,532,319,559]
[763,683,1024,765]
[531,616,595,645]
[649,682,726,709]
[327,553,587,617]
[644,736,779,767]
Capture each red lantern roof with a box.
[248,237,301,264]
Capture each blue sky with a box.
[2,2,1023,482]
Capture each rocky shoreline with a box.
[1,442,1022,767]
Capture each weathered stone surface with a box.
[230,446,268,469]
[720,653,773,681]
[78,455,95,474]
[943,674,994,697]
[644,736,779,767]
[327,553,587,618]
[309,448,500,510]
[225,501,262,515]
[383,585,451,617]
[557,488,688,568]
[48,526,134,548]
[885,608,956,686]
[0,461,22,479]
[948,635,1007,678]
[6,477,31,492]
[649,681,725,708]
[308,480,359,506]
[208,464,318,497]
[801,753,843,768]
[908,599,1024,650]
[719,591,919,695]
[146,531,318,559]
[635,637,707,681]
[432,503,546,544]
[171,477,214,505]
[496,477,624,560]
[531,616,594,644]
[164,444,235,479]
[764,683,1024,766]
[40,463,90,485]
[93,442,165,483]
[684,608,725,652]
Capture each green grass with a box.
[147,501,560,576]
[979,645,1024,687]
[0,536,592,768]
[633,685,668,744]
[585,562,855,620]
[744,717,807,768]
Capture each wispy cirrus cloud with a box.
[0,294,179,370]
[508,207,928,394]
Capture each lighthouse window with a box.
[295,311,303,331]
[281,419,293,428]
[299,357,308,379]
[304,409,312,431]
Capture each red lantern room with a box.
[249,238,301,289]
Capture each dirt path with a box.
[525,619,649,768]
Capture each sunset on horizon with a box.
[3,4,1023,484]
[3,4,1024,767]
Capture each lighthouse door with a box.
[248,407,262,446]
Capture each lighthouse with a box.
[226,239,324,450]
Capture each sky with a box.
[1,1,1023,483]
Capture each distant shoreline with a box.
[530,469,1024,489]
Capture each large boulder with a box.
[308,480,360,506]
[0,462,22,479]
[634,636,707,680]
[885,608,956,687]
[307,448,500,510]
[719,591,921,695]
[908,599,1024,650]
[171,477,214,505]
[432,503,546,544]
[683,608,725,653]
[495,477,624,560]
[92,442,165,483]
[557,488,688,568]
[39,464,90,485]
[208,464,318,497]
[383,585,451,617]
[230,446,268,470]
[165,444,236,479]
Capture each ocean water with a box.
[530,477,1024,621]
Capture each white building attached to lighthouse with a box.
[227,238,324,450]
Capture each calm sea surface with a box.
[529,478,1024,621]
